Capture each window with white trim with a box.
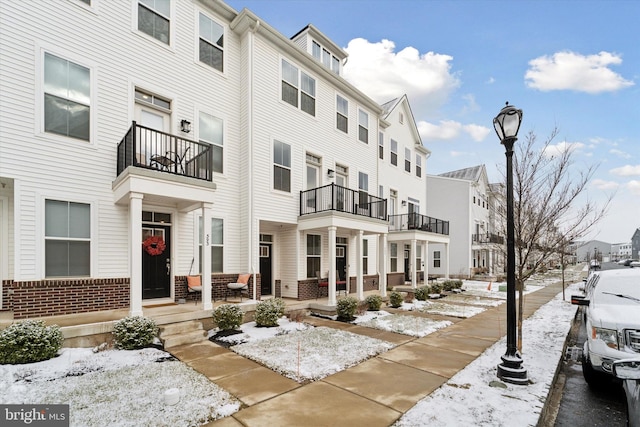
[390,243,398,272]
[378,132,384,159]
[336,94,348,133]
[312,41,321,60]
[44,53,90,141]
[405,148,411,172]
[307,234,321,278]
[416,154,422,177]
[358,109,369,143]
[311,40,340,74]
[199,217,224,273]
[434,250,441,268]
[199,112,223,173]
[390,139,398,166]
[45,199,90,277]
[281,59,315,116]
[362,239,369,274]
[399,112,404,124]
[273,140,291,192]
[199,13,224,72]
[358,171,368,207]
[138,0,170,44]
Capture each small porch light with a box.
[493,102,522,142]
[180,119,192,133]
[401,200,407,207]
[327,169,335,178]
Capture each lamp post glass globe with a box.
[494,102,528,385]
[493,103,523,142]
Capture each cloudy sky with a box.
[226,0,639,244]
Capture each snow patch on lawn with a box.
[354,311,452,337]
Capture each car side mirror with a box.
[613,359,640,380]
[570,295,590,306]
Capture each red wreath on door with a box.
[142,235,166,256]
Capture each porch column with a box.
[378,234,387,297]
[201,203,213,310]
[129,192,144,317]
[445,242,450,279]
[411,239,417,289]
[356,230,364,300]
[328,226,337,306]
[424,241,429,283]
[489,249,494,276]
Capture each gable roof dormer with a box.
[290,24,347,75]
[381,94,429,155]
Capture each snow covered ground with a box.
[0,275,582,426]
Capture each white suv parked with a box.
[572,269,640,385]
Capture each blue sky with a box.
[226,0,639,244]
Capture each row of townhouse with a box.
[0,0,454,320]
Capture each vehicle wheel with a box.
[581,352,605,388]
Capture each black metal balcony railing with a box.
[388,213,449,236]
[300,183,387,220]
[472,233,505,244]
[117,121,213,181]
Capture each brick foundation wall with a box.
[7,278,130,319]
[297,274,380,301]
[387,272,405,288]
[174,273,261,302]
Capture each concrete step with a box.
[162,329,208,349]
[159,320,203,337]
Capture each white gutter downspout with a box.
[249,20,260,300]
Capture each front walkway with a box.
[168,281,569,426]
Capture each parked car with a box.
[613,358,640,427]
[622,259,639,266]
[571,269,640,387]
[631,260,640,268]
[618,259,630,265]
[589,259,601,270]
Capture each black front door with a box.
[260,243,272,295]
[142,225,171,299]
[404,248,410,281]
[336,244,347,281]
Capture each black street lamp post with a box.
[494,102,528,385]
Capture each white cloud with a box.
[591,179,619,190]
[343,38,460,113]
[628,180,640,196]
[417,120,490,142]
[486,77,495,84]
[525,51,634,93]
[609,149,631,159]
[461,94,479,113]
[610,164,640,176]
[542,141,585,158]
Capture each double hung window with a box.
[44,53,90,141]
[358,109,368,143]
[273,140,291,192]
[199,13,224,72]
[138,0,170,44]
[336,95,348,133]
[416,154,422,177]
[378,132,384,159]
[281,59,315,116]
[45,200,90,277]
[199,112,223,173]
[390,139,398,166]
[307,235,321,278]
[405,148,411,172]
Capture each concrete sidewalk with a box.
[169,282,567,426]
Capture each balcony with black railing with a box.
[117,121,213,181]
[388,213,449,235]
[300,183,387,220]
[472,233,505,244]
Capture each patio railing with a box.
[388,213,449,235]
[300,183,387,220]
[116,121,213,181]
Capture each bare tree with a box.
[494,127,612,351]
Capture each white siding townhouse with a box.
[378,95,450,288]
[426,165,504,279]
[0,0,448,320]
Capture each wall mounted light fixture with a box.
[401,200,407,207]
[180,119,192,133]
[327,169,335,178]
